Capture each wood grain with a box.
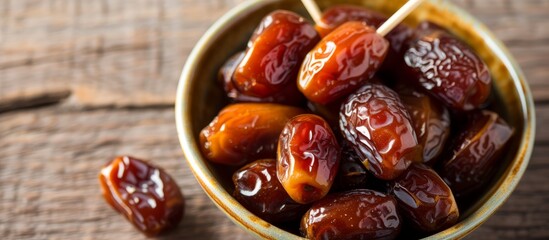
[1,0,548,239]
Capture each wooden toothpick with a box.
[300,0,323,25]
[377,0,426,37]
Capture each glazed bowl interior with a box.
[176,0,535,239]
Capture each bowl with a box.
[175,0,536,239]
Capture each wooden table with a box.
[1,0,548,239]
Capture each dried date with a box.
[99,156,184,237]
[390,163,459,233]
[200,103,305,166]
[340,83,420,180]
[403,29,491,111]
[300,189,401,240]
[232,159,306,223]
[277,114,340,204]
[298,21,389,104]
[397,86,451,165]
[233,10,319,98]
[438,110,514,197]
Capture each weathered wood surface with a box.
[0,0,548,239]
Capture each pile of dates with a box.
[200,5,514,239]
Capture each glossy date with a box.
[277,114,340,204]
[340,83,420,180]
[219,51,305,105]
[233,10,319,98]
[404,29,491,111]
[390,163,459,233]
[300,189,401,240]
[397,86,451,165]
[200,103,305,166]
[438,110,514,197]
[99,156,184,237]
[232,159,306,223]
[298,21,389,104]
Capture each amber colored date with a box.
[200,103,305,166]
[277,114,340,204]
[397,86,451,165]
[390,163,459,233]
[233,10,319,98]
[219,51,305,105]
[232,159,306,223]
[315,5,415,74]
[99,156,184,237]
[301,189,401,240]
[298,21,389,104]
[438,110,514,197]
[404,29,491,111]
[340,83,420,180]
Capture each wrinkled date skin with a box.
[298,21,389,104]
[403,29,491,111]
[200,103,305,166]
[397,86,451,165]
[99,156,185,237]
[277,114,340,204]
[219,51,305,105]
[315,5,415,73]
[340,84,420,180]
[232,159,307,223]
[333,143,369,191]
[438,110,514,197]
[301,189,401,240]
[390,163,459,233]
[233,10,320,98]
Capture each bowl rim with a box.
[175,0,536,239]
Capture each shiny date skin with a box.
[277,114,340,204]
[438,110,514,197]
[233,10,320,98]
[397,86,451,165]
[99,156,184,237]
[315,5,416,74]
[340,83,420,180]
[219,51,305,105]
[301,189,401,240]
[390,163,459,233]
[403,29,491,111]
[200,103,305,166]
[232,159,307,223]
[298,21,389,104]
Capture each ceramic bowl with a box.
[175,0,536,239]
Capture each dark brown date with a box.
[301,189,401,240]
[390,163,459,233]
[277,114,340,204]
[333,143,369,191]
[99,156,184,237]
[397,86,451,165]
[438,110,514,197]
[340,83,420,180]
[200,103,305,166]
[233,10,319,98]
[403,29,491,111]
[298,21,389,104]
[232,159,306,223]
[219,52,306,105]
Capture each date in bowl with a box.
[175,0,535,239]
